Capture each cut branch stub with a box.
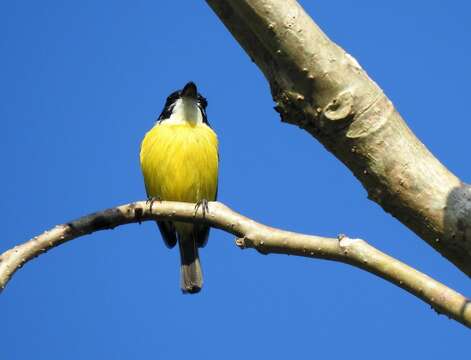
[319,90,354,133]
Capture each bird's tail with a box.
[178,234,203,294]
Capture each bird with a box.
[140,82,219,294]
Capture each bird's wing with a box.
[196,174,218,248]
[195,225,210,248]
[144,182,177,248]
[157,221,177,248]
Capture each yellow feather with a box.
[140,121,218,206]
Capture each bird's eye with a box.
[198,96,208,109]
[165,91,180,106]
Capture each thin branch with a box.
[0,200,470,328]
[204,0,471,277]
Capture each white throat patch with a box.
[167,98,203,125]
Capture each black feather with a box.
[157,221,177,248]
[195,181,217,248]
[157,85,211,125]
[145,184,177,248]
[158,90,180,120]
[195,225,210,248]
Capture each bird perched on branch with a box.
[140,82,219,294]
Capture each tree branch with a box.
[204,0,471,277]
[0,200,470,328]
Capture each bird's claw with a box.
[147,196,161,214]
[195,199,209,218]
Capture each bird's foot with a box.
[147,196,161,214]
[195,199,209,218]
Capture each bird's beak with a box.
[181,81,197,99]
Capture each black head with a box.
[158,82,209,124]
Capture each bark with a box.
[0,201,470,328]
[204,0,471,277]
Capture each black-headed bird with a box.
[140,82,218,294]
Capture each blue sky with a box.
[1,0,471,358]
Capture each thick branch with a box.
[205,0,471,277]
[0,201,470,328]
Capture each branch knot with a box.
[319,91,354,133]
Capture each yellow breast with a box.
[140,121,218,203]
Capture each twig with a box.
[0,200,470,328]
